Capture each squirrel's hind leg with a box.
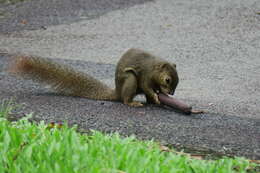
[120,72,143,107]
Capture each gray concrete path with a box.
[1,0,260,118]
[0,0,259,159]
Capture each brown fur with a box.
[9,49,179,106]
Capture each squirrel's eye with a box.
[165,78,170,84]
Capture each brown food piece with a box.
[158,93,192,114]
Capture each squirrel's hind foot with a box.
[125,101,144,107]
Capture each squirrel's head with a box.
[154,62,179,95]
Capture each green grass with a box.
[0,99,15,119]
[0,101,258,173]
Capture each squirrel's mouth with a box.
[156,87,174,96]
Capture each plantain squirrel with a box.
[9,48,179,107]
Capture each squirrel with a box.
[9,48,179,107]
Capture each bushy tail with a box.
[9,55,118,101]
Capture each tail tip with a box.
[8,55,34,74]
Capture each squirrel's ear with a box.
[124,67,138,76]
[156,62,173,71]
[156,63,167,71]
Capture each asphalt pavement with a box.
[0,0,259,159]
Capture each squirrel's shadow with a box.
[33,92,202,118]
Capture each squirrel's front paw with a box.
[153,94,160,105]
[146,93,161,105]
